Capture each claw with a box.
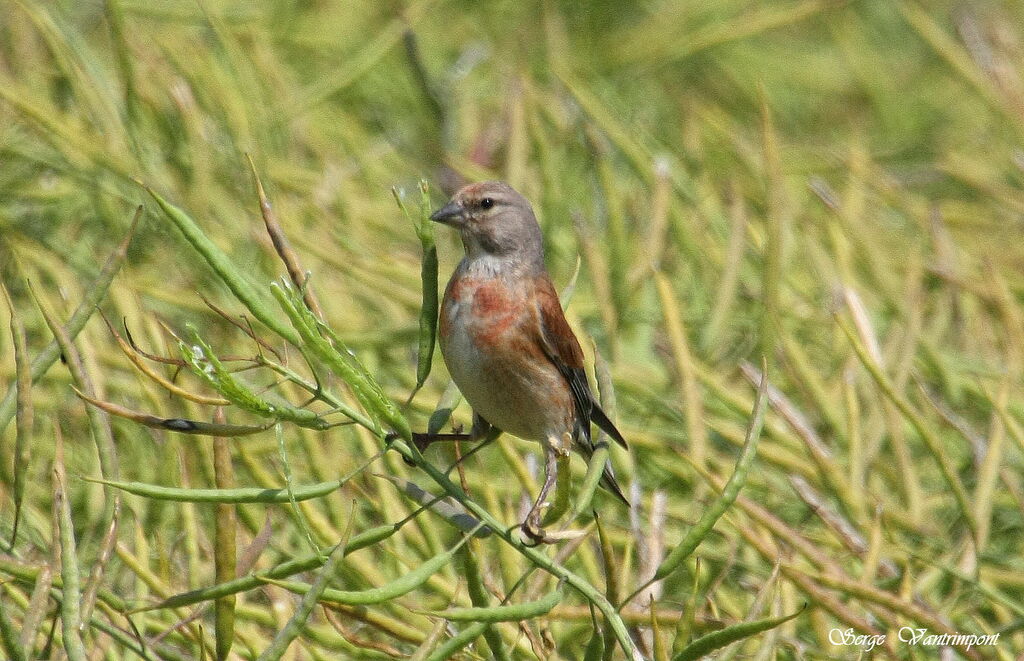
[398,429,480,467]
[382,432,419,466]
[520,520,561,545]
[412,432,431,454]
[521,521,545,545]
[520,508,561,545]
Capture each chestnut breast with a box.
[438,267,572,442]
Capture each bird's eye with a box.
[480,198,494,210]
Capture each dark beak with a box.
[429,200,465,225]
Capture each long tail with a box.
[576,438,630,507]
[600,463,630,507]
[591,401,628,449]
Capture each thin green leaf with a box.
[671,605,805,661]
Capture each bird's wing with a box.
[590,402,628,449]
[533,276,628,450]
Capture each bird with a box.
[414,180,629,544]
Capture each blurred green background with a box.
[1,0,1023,659]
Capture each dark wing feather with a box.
[590,403,628,449]
[534,281,630,507]
[532,276,593,441]
[533,275,630,454]
[575,437,630,506]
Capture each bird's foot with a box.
[399,430,476,466]
[411,432,433,454]
[400,433,431,466]
[521,522,552,546]
[520,507,559,545]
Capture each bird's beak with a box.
[429,200,465,225]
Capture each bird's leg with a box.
[389,430,471,466]
[401,414,493,466]
[522,438,562,545]
[412,414,491,453]
[411,431,473,453]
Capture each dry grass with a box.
[1,1,1023,659]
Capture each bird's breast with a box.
[440,273,522,349]
[438,270,569,441]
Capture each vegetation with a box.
[1,1,1022,659]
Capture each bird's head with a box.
[430,181,543,265]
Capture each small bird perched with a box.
[416,180,629,544]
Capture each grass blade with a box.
[143,185,301,346]
[624,358,769,606]
[212,411,236,661]
[2,285,33,549]
[671,604,804,661]
[254,516,355,661]
[53,431,87,661]
[0,207,140,433]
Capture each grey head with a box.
[430,181,544,269]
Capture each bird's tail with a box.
[577,439,630,507]
[600,462,630,507]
